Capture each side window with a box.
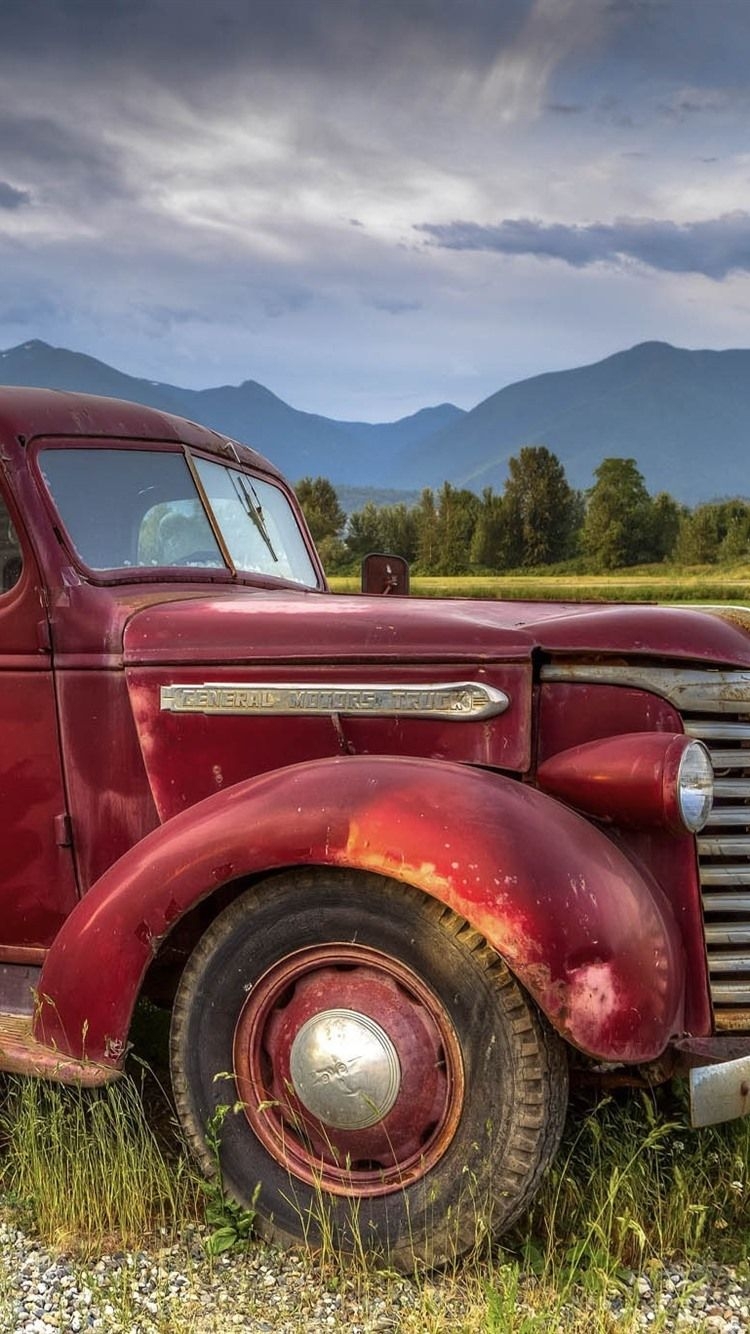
[0,494,22,593]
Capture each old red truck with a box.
[0,386,748,1266]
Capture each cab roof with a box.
[0,386,283,480]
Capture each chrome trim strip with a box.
[705,924,750,945]
[698,835,750,856]
[710,981,750,1003]
[685,721,750,741]
[713,779,750,799]
[160,680,510,721]
[699,750,750,770]
[704,807,750,827]
[701,866,750,885]
[540,665,750,713]
[708,955,750,973]
[703,893,750,912]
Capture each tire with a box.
[170,870,567,1270]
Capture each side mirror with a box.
[361,552,410,596]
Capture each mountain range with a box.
[1,338,748,503]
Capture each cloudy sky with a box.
[1,0,750,418]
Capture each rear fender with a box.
[35,755,685,1069]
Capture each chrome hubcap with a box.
[289,1008,401,1130]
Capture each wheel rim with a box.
[232,943,465,1197]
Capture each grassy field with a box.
[329,562,750,603]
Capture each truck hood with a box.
[122,588,750,668]
[122,590,750,824]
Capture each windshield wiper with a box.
[230,471,278,563]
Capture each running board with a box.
[0,1011,118,1086]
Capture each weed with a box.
[515,1089,750,1285]
[201,1102,260,1255]
[0,1069,198,1254]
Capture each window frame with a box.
[0,484,24,599]
[30,437,325,592]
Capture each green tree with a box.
[719,505,750,562]
[649,491,682,562]
[581,458,655,569]
[295,477,346,545]
[378,503,418,564]
[344,502,384,563]
[415,488,438,571]
[674,505,721,564]
[502,446,578,567]
[432,483,480,575]
[469,488,507,568]
[676,499,750,565]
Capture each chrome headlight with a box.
[676,740,714,832]
[537,731,714,834]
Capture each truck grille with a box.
[684,713,750,1029]
[541,664,750,1032]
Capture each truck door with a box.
[0,483,78,954]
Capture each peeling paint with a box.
[134,920,153,947]
[36,756,684,1066]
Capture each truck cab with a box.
[0,386,748,1269]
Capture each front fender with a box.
[36,755,685,1068]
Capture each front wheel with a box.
[170,871,567,1269]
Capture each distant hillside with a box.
[3,338,750,502]
[398,341,750,502]
[0,340,462,487]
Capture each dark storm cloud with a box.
[0,0,531,84]
[0,182,30,209]
[602,0,750,90]
[420,213,750,279]
[0,108,128,204]
[2,0,750,417]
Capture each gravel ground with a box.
[0,1220,748,1334]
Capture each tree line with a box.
[296,448,750,574]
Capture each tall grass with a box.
[0,1070,199,1254]
[524,1089,749,1271]
[0,1077,747,1269]
[0,1073,747,1331]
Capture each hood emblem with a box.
[160,680,509,722]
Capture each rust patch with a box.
[0,1013,118,1086]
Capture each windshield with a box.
[38,447,319,587]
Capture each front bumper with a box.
[689,1054,750,1127]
